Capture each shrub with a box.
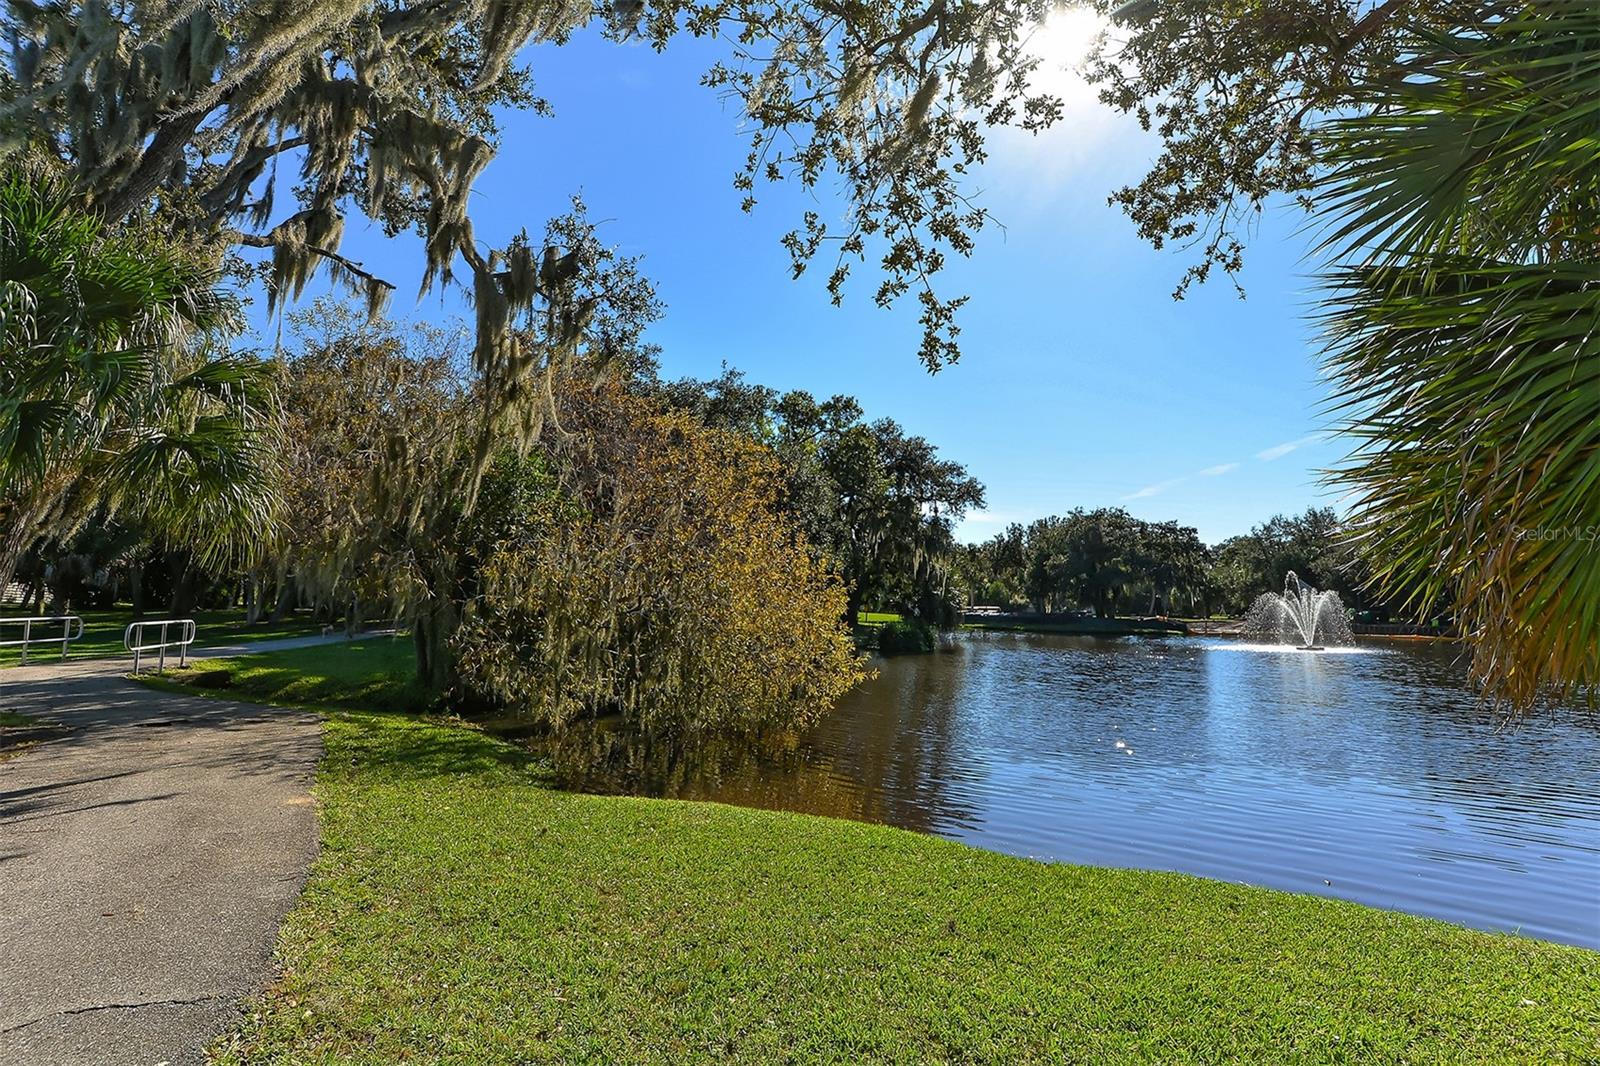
[455,380,864,742]
[876,619,937,655]
[188,668,234,689]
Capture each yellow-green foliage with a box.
[455,379,864,739]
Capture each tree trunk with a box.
[413,623,432,684]
[167,554,201,618]
[269,578,296,623]
[0,492,48,598]
[244,571,264,624]
[0,541,24,603]
[411,596,460,693]
[844,584,866,630]
[129,559,145,617]
[100,110,210,220]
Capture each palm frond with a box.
[1319,1,1600,708]
[1,158,279,581]
[1318,2,1600,262]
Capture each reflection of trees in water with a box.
[535,635,1600,868]
[541,647,984,836]
[549,722,893,823]
[814,646,984,834]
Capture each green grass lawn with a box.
[143,645,1600,1064]
[162,637,431,713]
[0,606,328,667]
[856,611,903,625]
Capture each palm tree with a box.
[1319,1,1599,708]
[0,162,279,596]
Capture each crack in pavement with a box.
[1,994,223,1036]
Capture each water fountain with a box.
[1244,571,1354,650]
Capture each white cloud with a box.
[1118,436,1326,506]
[1122,478,1183,501]
[1255,436,1318,462]
[963,510,1017,526]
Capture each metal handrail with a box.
[124,618,196,675]
[0,615,85,665]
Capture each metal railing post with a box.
[4,615,85,664]
[123,618,195,675]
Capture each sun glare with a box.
[1026,6,1108,104]
[1034,6,1106,65]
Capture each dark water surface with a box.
[622,633,1600,947]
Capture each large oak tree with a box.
[2,0,1063,373]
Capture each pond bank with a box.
[146,645,1598,1063]
[961,614,1459,640]
[962,612,1188,636]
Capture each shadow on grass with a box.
[179,639,436,715]
[229,665,435,715]
[326,708,548,787]
[140,639,551,788]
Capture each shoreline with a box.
[960,614,1459,641]
[961,613,1188,637]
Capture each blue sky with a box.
[243,16,1348,546]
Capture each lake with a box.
[603,632,1600,947]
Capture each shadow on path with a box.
[0,657,322,1066]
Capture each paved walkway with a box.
[0,634,371,1064]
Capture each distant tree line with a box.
[955,506,1433,623]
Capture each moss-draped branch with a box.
[3,0,1065,374]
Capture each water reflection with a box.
[556,633,1600,948]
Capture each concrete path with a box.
[0,635,365,1064]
